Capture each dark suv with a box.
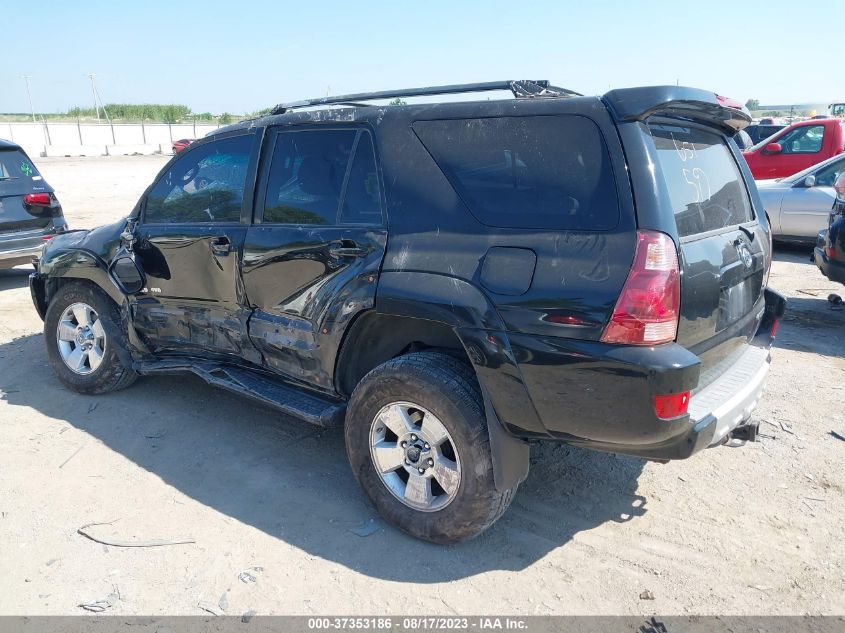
[1,140,67,268]
[30,81,785,543]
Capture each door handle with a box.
[328,240,367,258]
[210,236,231,256]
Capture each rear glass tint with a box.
[414,115,618,230]
[650,124,754,238]
[0,149,41,195]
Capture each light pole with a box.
[87,74,101,123]
[21,75,36,122]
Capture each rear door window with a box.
[263,129,383,226]
[650,124,754,238]
[414,115,619,230]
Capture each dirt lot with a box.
[0,156,843,616]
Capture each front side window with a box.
[776,125,825,154]
[144,134,252,223]
[413,115,619,230]
[263,129,382,225]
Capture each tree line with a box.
[64,104,235,124]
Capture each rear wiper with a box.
[738,224,755,241]
[0,176,21,181]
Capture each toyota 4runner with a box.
[30,81,786,543]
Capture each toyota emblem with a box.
[737,243,754,269]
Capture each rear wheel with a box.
[44,282,138,394]
[345,352,517,543]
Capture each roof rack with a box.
[269,80,581,115]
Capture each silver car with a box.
[757,153,845,242]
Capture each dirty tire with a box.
[44,281,138,395]
[345,351,517,544]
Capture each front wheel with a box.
[345,352,517,544]
[44,281,138,394]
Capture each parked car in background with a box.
[757,153,845,242]
[29,82,784,543]
[172,138,194,153]
[0,139,68,269]
[745,123,786,145]
[743,118,845,179]
[813,173,845,286]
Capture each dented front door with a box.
[130,131,261,361]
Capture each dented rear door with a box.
[242,126,386,392]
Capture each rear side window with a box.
[0,149,41,195]
[650,124,754,238]
[414,115,619,230]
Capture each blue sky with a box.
[1,0,834,114]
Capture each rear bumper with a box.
[0,243,41,267]
[688,344,770,448]
[814,247,845,285]
[0,226,60,268]
[504,288,786,460]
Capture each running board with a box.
[136,360,346,427]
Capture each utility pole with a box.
[21,75,36,122]
[87,74,101,123]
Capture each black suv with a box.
[30,81,785,543]
[1,140,67,268]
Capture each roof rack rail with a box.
[269,80,581,115]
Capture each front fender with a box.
[38,247,125,307]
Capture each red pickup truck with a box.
[743,118,845,179]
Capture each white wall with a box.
[1,121,222,157]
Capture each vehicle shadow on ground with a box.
[0,268,32,292]
[771,243,845,360]
[0,333,647,582]
[777,295,845,359]
[773,242,814,264]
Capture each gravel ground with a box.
[0,156,842,616]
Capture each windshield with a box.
[747,129,786,152]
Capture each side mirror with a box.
[803,175,816,188]
[109,252,145,295]
[765,142,782,154]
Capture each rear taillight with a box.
[654,391,691,419]
[601,230,680,345]
[23,193,52,207]
[826,245,837,260]
[834,173,845,199]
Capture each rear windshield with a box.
[414,115,619,230]
[0,149,42,195]
[650,124,754,238]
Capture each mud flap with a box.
[481,385,530,492]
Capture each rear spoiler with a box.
[602,86,751,133]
